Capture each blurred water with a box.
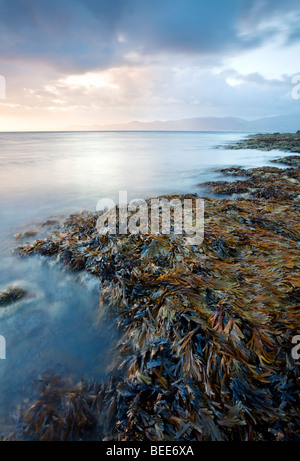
[0,130,284,434]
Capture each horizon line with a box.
[0,129,275,134]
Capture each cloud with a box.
[2,62,296,122]
[0,0,300,72]
[0,0,300,129]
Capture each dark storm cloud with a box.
[0,0,123,70]
[0,0,299,72]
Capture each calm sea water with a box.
[0,131,285,434]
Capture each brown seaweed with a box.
[23,374,102,441]
[18,188,300,441]
[200,165,300,202]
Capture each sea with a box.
[0,130,286,433]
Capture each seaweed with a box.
[200,165,300,203]
[0,287,27,307]
[23,374,102,441]
[271,155,300,167]
[18,189,300,441]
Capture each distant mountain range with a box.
[66,115,300,133]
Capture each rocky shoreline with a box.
[10,137,300,441]
[199,162,300,201]
[226,131,300,153]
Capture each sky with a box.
[0,0,300,131]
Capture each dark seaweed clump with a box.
[17,183,300,441]
[0,287,27,307]
[22,374,102,441]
